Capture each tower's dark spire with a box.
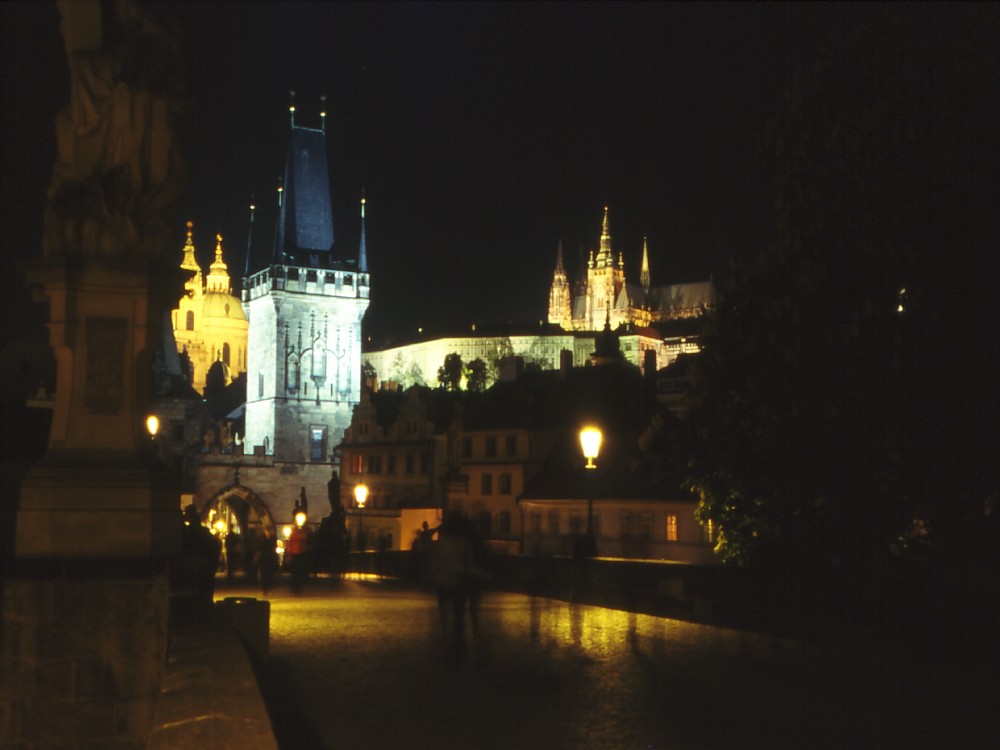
[274,94,335,265]
[244,195,255,278]
[358,191,368,273]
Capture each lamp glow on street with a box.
[580,426,602,469]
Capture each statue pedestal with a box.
[15,258,181,559]
[2,259,180,747]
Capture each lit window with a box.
[666,514,678,542]
[350,454,363,475]
[310,427,325,461]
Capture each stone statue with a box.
[44,0,190,261]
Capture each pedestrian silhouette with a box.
[180,504,221,610]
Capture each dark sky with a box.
[2,1,861,346]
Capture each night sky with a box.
[3,2,866,346]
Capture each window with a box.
[419,454,430,474]
[359,421,369,436]
[310,427,325,461]
[498,511,511,534]
[351,454,363,475]
[223,342,231,367]
[498,472,512,495]
[547,511,560,536]
[569,514,584,536]
[258,372,264,398]
[387,455,396,474]
[405,454,415,474]
[639,513,652,540]
[367,454,382,474]
[481,473,493,495]
[462,438,472,458]
[620,512,633,538]
[505,435,517,456]
[666,514,678,542]
[530,513,542,534]
[185,310,194,331]
[485,436,497,458]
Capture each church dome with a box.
[202,291,246,321]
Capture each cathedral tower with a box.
[547,240,572,328]
[585,206,626,330]
[242,102,370,464]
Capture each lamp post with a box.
[354,483,369,552]
[579,426,602,556]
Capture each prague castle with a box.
[548,206,713,332]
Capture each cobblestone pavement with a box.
[215,577,997,750]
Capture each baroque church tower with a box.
[242,99,370,463]
[171,222,248,394]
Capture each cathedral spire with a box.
[597,205,613,267]
[640,235,651,294]
[358,191,368,273]
[555,239,566,275]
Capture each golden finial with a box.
[216,233,223,259]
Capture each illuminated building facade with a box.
[548,206,714,331]
[170,223,248,394]
[363,323,702,391]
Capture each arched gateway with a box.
[200,483,277,540]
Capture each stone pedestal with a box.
[1,259,181,748]
[14,259,181,560]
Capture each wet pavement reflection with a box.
[222,579,997,750]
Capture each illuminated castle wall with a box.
[170,223,248,394]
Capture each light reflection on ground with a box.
[228,580,997,750]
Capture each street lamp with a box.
[579,426,602,556]
[354,483,369,552]
[145,414,159,439]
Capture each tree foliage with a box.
[686,7,999,568]
[465,358,489,392]
[437,353,463,391]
